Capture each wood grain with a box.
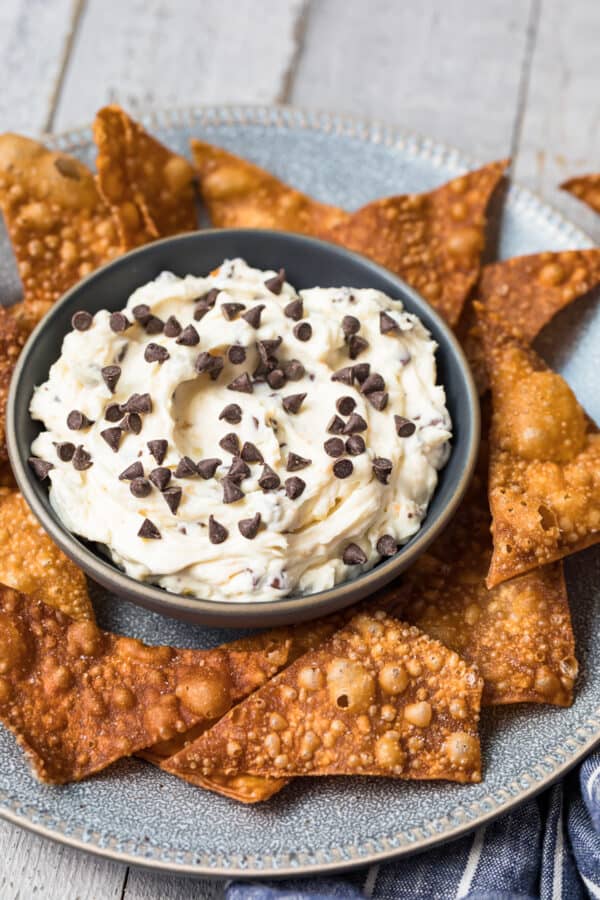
[123,870,225,899]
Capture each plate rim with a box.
[0,101,598,880]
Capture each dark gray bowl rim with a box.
[7,228,480,628]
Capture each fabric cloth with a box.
[225,748,600,900]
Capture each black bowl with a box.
[7,229,479,628]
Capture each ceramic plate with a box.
[0,105,599,879]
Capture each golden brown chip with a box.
[0,304,28,462]
[0,489,93,621]
[94,106,196,249]
[561,174,600,215]
[327,160,508,326]
[191,139,349,236]
[0,462,16,488]
[479,309,600,587]
[0,585,294,784]
[0,134,119,315]
[163,611,483,802]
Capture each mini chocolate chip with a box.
[72,310,92,331]
[394,415,416,437]
[138,517,161,538]
[228,457,251,483]
[327,415,345,434]
[162,486,182,514]
[115,344,129,364]
[193,301,210,321]
[380,311,399,334]
[361,373,385,394]
[293,322,312,342]
[367,391,388,411]
[352,363,370,384]
[101,365,121,393]
[176,324,200,346]
[331,366,354,385]
[267,368,286,389]
[100,427,122,452]
[124,392,152,414]
[343,413,368,434]
[119,461,144,480]
[222,477,244,503]
[219,403,242,424]
[242,304,265,328]
[241,442,263,463]
[284,359,305,381]
[130,477,152,498]
[149,467,171,491]
[348,334,369,359]
[336,396,356,416]
[342,543,367,565]
[105,402,123,422]
[264,268,285,294]
[145,315,164,335]
[286,452,311,471]
[228,344,247,365]
[228,372,253,393]
[109,312,130,333]
[67,410,93,430]
[209,514,228,544]
[258,464,280,491]
[175,456,198,478]
[197,457,221,479]
[373,457,393,484]
[282,392,306,414]
[257,338,282,363]
[195,351,220,377]
[144,342,169,364]
[238,512,261,539]
[147,439,167,464]
[133,304,151,324]
[120,412,142,434]
[284,298,303,320]
[72,445,93,470]
[28,457,53,480]
[219,432,240,455]
[285,476,305,499]
[201,288,219,307]
[324,437,345,457]
[55,442,75,462]
[345,434,366,455]
[164,315,182,337]
[342,315,360,336]
[222,302,246,321]
[333,458,353,479]
[377,534,398,556]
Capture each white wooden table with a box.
[0,1,598,896]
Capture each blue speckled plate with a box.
[0,105,599,879]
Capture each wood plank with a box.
[0,0,78,134]
[0,819,126,899]
[513,0,600,244]
[124,870,225,900]
[53,0,305,131]
[290,0,533,162]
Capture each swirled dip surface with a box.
[30,259,451,603]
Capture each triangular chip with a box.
[0,585,294,783]
[94,106,196,249]
[0,134,119,321]
[191,139,349,235]
[327,160,508,326]
[561,174,600,215]
[479,309,600,586]
[163,611,483,802]
[0,304,28,462]
[0,489,93,621]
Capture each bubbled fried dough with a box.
[0,305,29,462]
[561,173,600,215]
[163,611,483,799]
[0,586,293,784]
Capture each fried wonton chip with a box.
[327,160,508,326]
[0,489,93,621]
[0,585,294,784]
[163,611,483,802]
[0,134,119,319]
[561,174,600,215]
[0,304,28,462]
[94,106,196,249]
[191,139,349,236]
[480,310,600,587]
[460,249,600,392]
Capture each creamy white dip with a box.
[30,259,451,603]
